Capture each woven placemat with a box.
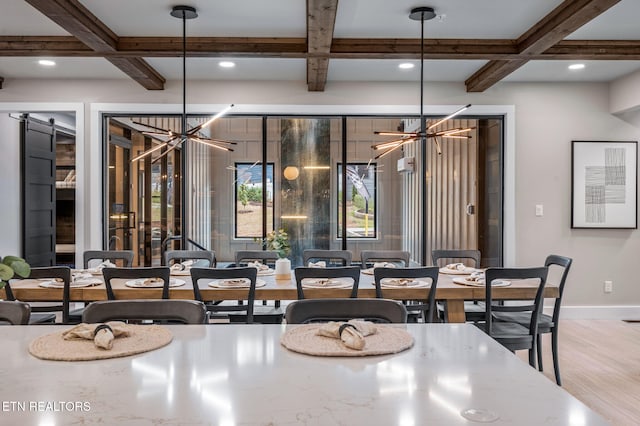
[281,324,414,357]
[28,324,173,361]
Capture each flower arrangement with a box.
[0,255,31,289]
[265,229,291,259]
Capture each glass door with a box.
[107,117,182,266]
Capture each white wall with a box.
[0,113,21,256]
[1,78,639,318]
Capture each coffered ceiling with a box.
[1,0,639,92]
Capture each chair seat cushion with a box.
[29,312,57,324]
[492,312,553,332]
[474,321,534,350]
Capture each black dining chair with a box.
[83,250,134,268]
[302,249,352,267]
[82,299,207,324]
[360,250,411,268]
[474,266,549,368]
[432,249,483,322]
[373,267,439,323]
[285,298,408,324]
[234,250,283,317]
[164,250,216,267]
[293,266,361,300]
[234,250,279,267]
[190,267,258,324]
[0,300,31,325]
[102,267,171,300]
[493,255,572,385]
[3,266,72,324]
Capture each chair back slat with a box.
[285,298,407,324]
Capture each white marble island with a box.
[0,324,607,425]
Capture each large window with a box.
[337,163,377,238]
[234,162,274,238]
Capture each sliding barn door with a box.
[21,115,56,266]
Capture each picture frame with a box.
[571,140,637,229]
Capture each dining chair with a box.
[294,266,361,300]
[234,250,283,316]
[432,249,483,322]
[164,250,216,267]
[0,300,31,325]
[493,255,572,385]
[82,299,207,324]
[3,266,72,324]
[302,249,352,267]
[83,250,134,268]
[360,250,411,268]
[102,267,171,300]
[190,267,258,324]
[372,267,439,323]
[474,266,549,368]
[234,250,279,266]
[285,298,408,324]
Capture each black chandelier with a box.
[131,5,235,163]
[371,6,472,160]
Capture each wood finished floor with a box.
[516,320,640,426]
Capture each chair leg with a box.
[528,338,536,368]
[551,328,561,386]
[528,348,536,368]
[536,334,543,372]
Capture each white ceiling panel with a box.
[567,1,640,40]
[79,0,306,37]
[0,0,70,35]
[334,0,563,39]
[145,57,306,81]
[0,57,127,79]
[328,59,488,82]
[503,60,640,83]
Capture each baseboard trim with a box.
[554,305,640,320]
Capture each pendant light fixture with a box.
[371,6,472,160]
[131,5,235,163]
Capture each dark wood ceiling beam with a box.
[118,37,308,57]
[0,36,93,55]
[465,0,621,92]
[306,0,338,91]
[24,0,164,90]
[4,36,640,60]
[330,38,519,59]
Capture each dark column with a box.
[280,118,331,266]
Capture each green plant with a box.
[238,183,249,211]
[265,229,291,258]
[0,256,31,290]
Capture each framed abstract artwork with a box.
[571,141,637,229]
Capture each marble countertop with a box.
[0,324,607,425]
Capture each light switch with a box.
[535,204,544,217]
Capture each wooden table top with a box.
[2,270,558,302]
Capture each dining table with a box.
[0,323,606,425]
[1,269,559,323]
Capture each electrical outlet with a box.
[604,280,613,293]
[535,204,544,217]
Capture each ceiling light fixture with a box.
[219,61,236,68]
[399,63,415,70]
[38,59,56,67]
[568,63,585,70]
[371,6,472,160]
[131,5,235,163]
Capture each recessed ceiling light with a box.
[568,63,585,70]
[398,63,415,70]
[38,59,56,67]
[219,61,236,68]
